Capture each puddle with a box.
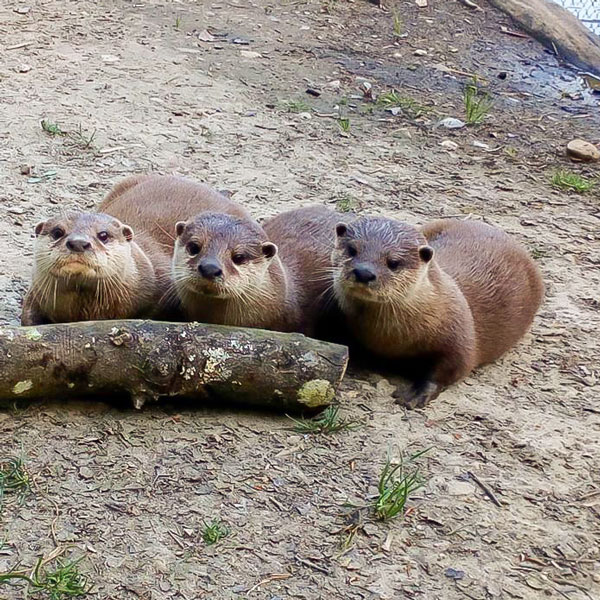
[552,0,600,35]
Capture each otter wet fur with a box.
[172,205,340,333]
[332,217,544,407]
[22,174,250,325]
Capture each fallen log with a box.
[0,321,348,411]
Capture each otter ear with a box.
[175,221,186,237]
[34,221,46,236]
[262,242,277,260]
[336,223,348,237]
[122,225,134,241]
[419,245,434,263]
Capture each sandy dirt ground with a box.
[1,1,599,599]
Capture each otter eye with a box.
[387,258,402,271]
[187,242,201,256]
[97,231,110,243]
[347,244,357,257]
[50,227,64,241]
[232,253,248,265]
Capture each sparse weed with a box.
[282,99,311,113]
[41,120,66,136]
[175,15,182,29]
[338,508,365,550]
[41,120,96,151]
[0,455,31,509]
[335,193,357,213]
[337,117,350,133]
[68,125,97,150]
[202,520,229,545]
[288,405,360,435]
[373,449,429,521]
[464,78,493,125]
[0,557,91,599]
[376,91,430,119]
[530,247,547,260]
[392,11,403,36]
[551,170,595,193]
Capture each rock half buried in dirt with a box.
[489,0,600,77]
[566,139,600,162]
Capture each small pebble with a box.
[566,138,600,162]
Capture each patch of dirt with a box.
[1,1,599,599]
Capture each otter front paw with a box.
[393,381,442,409]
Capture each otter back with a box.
[263,205,341,335]
[99,175,251,250]
[421,219,544,365]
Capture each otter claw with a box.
[394,381,441,409]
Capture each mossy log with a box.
[0,320,348,411]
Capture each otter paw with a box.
[394,381,441,409]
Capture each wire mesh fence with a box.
[553,0,600,35]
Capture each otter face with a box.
[33,212,135,282]
[331,217,433,303]
[172,213,277,299]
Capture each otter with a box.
[172,205,340,333]
[331,217,544,407]
[22,212,158,325]
[22,175,249,325]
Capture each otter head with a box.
[172,213,277,300]
[32,212,135,283]
[331,217,434,303]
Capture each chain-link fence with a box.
[553,0,600,35]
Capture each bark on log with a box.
[0,321,348,411]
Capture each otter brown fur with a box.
[22,175,249,325]
[172,205,339,333]
[332,217,544,407]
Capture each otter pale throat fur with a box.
[173,205,340,333]
[22,212,156,325]
[332,217,544,407]
[22,174,251,325]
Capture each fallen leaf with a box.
[437,117,466,129]
[197,29,215,42]
[240,50,262,59]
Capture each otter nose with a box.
[66,236,92,253]
[353,266,376,284]
[198,261,223,280]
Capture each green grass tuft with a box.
[288,405,360,435]
[0,455,31,510]
[373,449,429,521]
[0,557,91,599]
[282,99,311,113]
[376,91,430,119]
[551,170,595,193]
[335,193,357,213]
[464,78,493,125]
[337,117,350,133]
[202,520,229,545]
[392,11,403,36]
